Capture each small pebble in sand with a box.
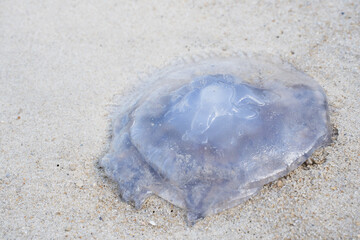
[148,220,156,226]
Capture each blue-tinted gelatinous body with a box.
[100,53,331,225]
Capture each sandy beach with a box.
[1,0,359,239]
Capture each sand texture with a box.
[1,0,359,239]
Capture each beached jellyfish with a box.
[100,53,331,225]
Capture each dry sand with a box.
[0,0,359,239]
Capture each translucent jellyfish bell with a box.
[100,53,331,225]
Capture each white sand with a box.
[1,0,359,239]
